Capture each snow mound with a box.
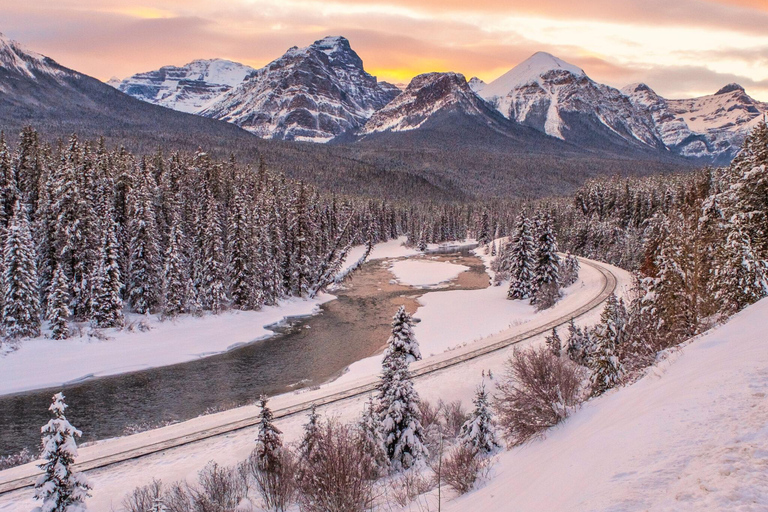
[445,297,768,511]
[389,259,469,288]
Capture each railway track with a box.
[0,258,616,496]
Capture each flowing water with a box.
[0,247,488,457]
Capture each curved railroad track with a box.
[0,258,616,496]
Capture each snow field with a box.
[388,259,469,288]
[0,246,631,511]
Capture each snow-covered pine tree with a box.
[33,393,91,512]
[565,318,587,366]
[589,293,627,396]
[377,350,427,471]
[91,218,124,329]
[47,263,71,340]
[199,189,227,313]
[299,404,320,462]
[531,213,561,307]
[507,215,535,300]
[715,218,768,315]
[459,383,501,455]
[545,327,561,357]
[127,161,161,315]
[383,306,422,364]
[227,187,257,310]
[254,395,283,472]
[560,252,580,287]
[358,395,387,475]
[163,217,192,317]
[3,201,40,338]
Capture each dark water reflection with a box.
[0,247,486,456]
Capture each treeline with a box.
[0,128,497,342]
[539,123,768,387]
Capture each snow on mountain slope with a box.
[480,52,663,150]
[624,82,768,163]
[0,32,68,83]
[200,36,398,141]
[111,59,256,114]
[360,72,507,134]
[443,297,768,512]
[468,76,486,93]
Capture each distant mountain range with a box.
[0,31,713,200]
[111,37,768,164]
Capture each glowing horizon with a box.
[2,0,768,100]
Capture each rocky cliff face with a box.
[623,82,768,163]
[361,72,506,134]
[200,36,399,141]
[110,59,256,114]
[479,52,664,151]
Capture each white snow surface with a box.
[443,297,768,512]
[0,295,333,396]
[388,259,469,288]
[480,51,585,100]
[0,248,637,512]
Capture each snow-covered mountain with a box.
[110,59,256,114]
[200,36,399,142]
[468,77,486,94]
[623,82,768,163]
[360,72,507,135]
[479,52,664,151]
[0,32,71,84]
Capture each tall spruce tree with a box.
[3,201,40,338]
[91,218,124,329]
[127,161,161,314]
[532,213,561,306]
[507,214,536,300]
[377,307,427,471]
[47,263,71,340]
[33,393,91,512]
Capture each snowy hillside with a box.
[200,36,398,141]
[624,82,768,163]
[110,59,256,114]
[444,297,768,511]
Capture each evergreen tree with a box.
[383,306,421,364]
[3,201,40,338]
[560,252,580,287]
[377,350,427,471]
[127,162,161,314]
[716,219,768,315]
[91,219,124,329]
[299,404,320,462]
[163,218,193,317]
[228,188,257,310]
[358,395,387,475]
[459,383,501,455]
[254,395,283,472]
[589,293,627,396]
[545,327,561,357]
[565,319,587,366]
[507,215,535,300]
[199,190,227,313]
[47,263,71,340]
[33,393,91,512]
[532,213,561,306]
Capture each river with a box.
[0,247,487,457]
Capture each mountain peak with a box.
[715,83,745,96]
[480,51,585,99]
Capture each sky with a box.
[1,0,768,100]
